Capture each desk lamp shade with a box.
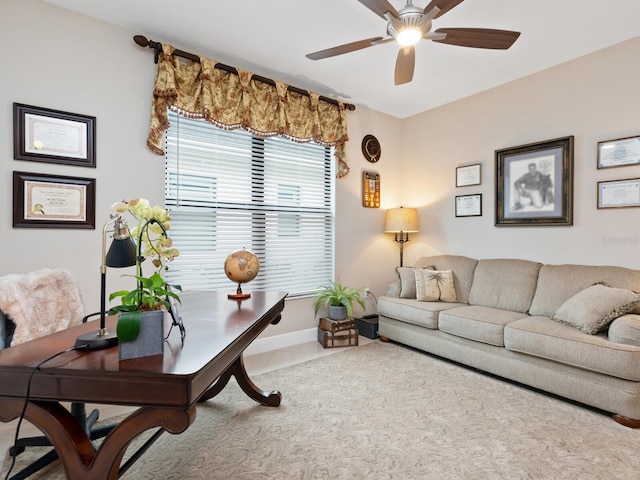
[106,221,137,268]
[74,215,137,350]
[384,207,419,267]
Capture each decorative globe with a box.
[224,249,260,299]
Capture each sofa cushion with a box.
[609,314,640,346]
[415,269,457,302]
[529,264,640,317]
[413,255,478,304]
[552,284,640,334]
[396,267,418,299]
[505,316,640,381]
[377,296,462,330]
[467,259,542,313]
[438,305,530,347]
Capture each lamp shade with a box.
[105,238,137,268]
[384,207,419,233]
[105,214,137,268]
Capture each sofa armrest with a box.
[608,314,640,346]
[386,281,400,298]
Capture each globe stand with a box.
[228,283,251,300]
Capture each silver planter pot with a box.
[118,310,165,360]
[328,305,347,320]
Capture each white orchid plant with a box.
[108,198,181,342]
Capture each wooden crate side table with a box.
[317,327,359,348]
[318,317,357,333]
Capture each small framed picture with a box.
[13,103,96,167]
[495,136,574,227]
[455,194,482,217]
[13,171,96,229]
[456,163,481,187]
[597,178,640,209]
[597,135,640,169]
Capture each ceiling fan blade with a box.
[423,0,465,18]
[306,36,384,60]
[394,46,415,85]
[372,37,396,46]
[357,0,400,20]
[433,28,521,50]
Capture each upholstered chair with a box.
[0,268,113,480]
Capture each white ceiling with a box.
[45,0,640,119]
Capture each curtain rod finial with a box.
[133,35,149,47]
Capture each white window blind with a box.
[164,111,335,297]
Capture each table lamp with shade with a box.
[384,206,419,267]
[75,214,137,350]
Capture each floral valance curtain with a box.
[147,44,351,177]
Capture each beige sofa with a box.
[377,255,640,426]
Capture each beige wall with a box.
[397,36,640,270]
[0,1,397,338]
[2,1,639,342]
[1,1,157,311]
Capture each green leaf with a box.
[312,279,365,317]
[117,311,142,342]
[109,290,129,301]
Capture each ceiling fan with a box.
[306,0,521,85]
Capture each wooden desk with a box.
[0,291,287,479]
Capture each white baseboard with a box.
[245,328,317,356]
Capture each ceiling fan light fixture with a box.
[396,27,422,46]
[304,0,521,87]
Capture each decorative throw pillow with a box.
[415,269,457,303]
[552,284,640,334]
[396,265,436,299]
[608,315,640,346]
[396,267,417,299]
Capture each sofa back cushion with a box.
[467,259,542,313]
[529,264,640,317]
[414,255,478,304]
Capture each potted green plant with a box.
[313,280,366,320]
[108,198,181,359]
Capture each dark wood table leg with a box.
[1,398,196,480]
[198,354,281,407]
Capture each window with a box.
[164,111,334,297]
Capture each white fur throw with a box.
[0,268,84,345]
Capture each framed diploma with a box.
[597,135,640,169]
[456,163,481,187]
[13,103,96,167]
[12,171,96,229]
[597,178,640,209]
[455,194,482,217]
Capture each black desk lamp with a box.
[75,214,137,349]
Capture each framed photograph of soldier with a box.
[495,136,574,226]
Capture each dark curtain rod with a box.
[133,35,355,111]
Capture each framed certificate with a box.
[456,163,481,187]
[12,171,96,229]
[13,103,96,167]
[597,178,640,209]
[455,194,482,217]
[597,135,640,169]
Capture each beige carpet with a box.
[3,341,640,479]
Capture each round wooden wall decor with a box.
[361,135,381,163]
